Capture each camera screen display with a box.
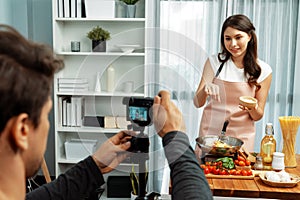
[129,106,148,122]
[123,97,154,127]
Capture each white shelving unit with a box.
[52,0,151,178]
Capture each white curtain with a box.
[149,0,300,193]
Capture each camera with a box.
[123,97,154,127]
[122,97,153,153]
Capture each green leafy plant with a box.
[86,26,111,41]
[130,165,148,195]
[120,0,139,5]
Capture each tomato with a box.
[219,169,226,175]
[238,156,246,162]
[229,169,236,175]
[204,167,210,174]
[238,161,246,167]
[247,170,253,176]
[213,168,220,175]
[217,161,223,168]
[208,166,215,173]
[241,170,248,176]
[205,161,211,166]
[234,160,239,165]
[200,164,206,169]
[235,170,241,176]
[245,160,251,166]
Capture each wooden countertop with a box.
[207,155,300,199]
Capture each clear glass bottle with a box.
[254,155,264,170]
[260,123,276,170]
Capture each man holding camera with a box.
[153,91,213,200]
[0,24,212,200]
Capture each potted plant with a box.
[87,26,111,52]
[121,0,139,4]
[120,0,140,18]
[130,165,148,199]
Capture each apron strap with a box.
[215,62,225,78]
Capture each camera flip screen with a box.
[123,97,153,127]
[129,106,148,122]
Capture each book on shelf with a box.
[60,96,85,127]
[70,0,76,18]
[58,87,89,92]
[76,0,82,17]
[64,0,70,18]
[58,78,88,84]
[58,78,89,92]
[58,0,64,17]
[57,0,83,18]
[58,83,89,88]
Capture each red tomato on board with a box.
[245,160,251,166]
[234,160,239,165]
[229,169,236,175]
[236,170,241,176]
[213,168,220,175]
[241,170,248,176]
[220,169,227,175]
[238,156,246,162]
[239,161,246,166]
[204,167,210,174]
[247,170,253,176]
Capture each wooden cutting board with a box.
[205,170,265,179]
[205,173,255,179]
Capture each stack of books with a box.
[58,78,89,92]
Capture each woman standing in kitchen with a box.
[194,14,272,157]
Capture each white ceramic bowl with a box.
[115,45,140,53]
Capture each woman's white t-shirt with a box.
[209,55,272,83]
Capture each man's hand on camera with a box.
[92,130,134,174]
[153,90,186,138]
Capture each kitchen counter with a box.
[207,155,300,200]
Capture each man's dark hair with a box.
[0,24,64,132]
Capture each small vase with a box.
[126,4,136,18]
[92,40,106,52]
[94,72,101,92]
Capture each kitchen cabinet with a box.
[52,0,152,177]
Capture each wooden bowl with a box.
[239,96,257,109]
[259,172,300,188]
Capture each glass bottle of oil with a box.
[260,123,276,170]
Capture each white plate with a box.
[115,44,140,53]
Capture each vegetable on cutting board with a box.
[215,157,235,169]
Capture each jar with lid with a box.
[254,155,264,170]
[260,123,276,170]
[272,152,285,171]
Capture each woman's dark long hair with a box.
[218,14,261,90]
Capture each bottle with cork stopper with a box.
[260,123,276,170]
